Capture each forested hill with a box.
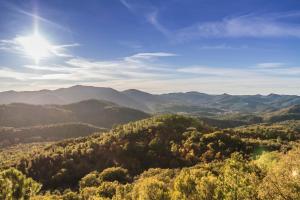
[0,99,150,128]
[1,114,300,199]
[0,123,106,148]
[7,114,299,190]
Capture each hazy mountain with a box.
[0,99,149,128]
[122,89,166,111]
[161,92,300,113]
[0,85,149,111]
[1,85,300,113]
[264,104,300,123]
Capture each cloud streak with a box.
[176,13,300,41]
[119,5,300,42]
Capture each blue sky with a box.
[0,0,300,94]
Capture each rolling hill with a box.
[264,104,300,123]
[7,114,298,190]
[0,123,106,148]
[0,99,150,128]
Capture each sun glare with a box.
[16,32,52,64]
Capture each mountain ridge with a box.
[1,85,300,113]
[0,99,150,128]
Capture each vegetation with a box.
[1,109,300,199]
[4,148,300,200]
[0,123,105,148]
[0,168,41,200]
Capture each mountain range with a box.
[1,85,300,113]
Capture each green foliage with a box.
[0,123,105,148]
[172,168,217,200]
[95,182,119,199]
[216,153,262,200]
[12,115,218,189]
[98,167,131,184]
[254,151,280,170]
[259,148,300,200]
[1,113,300,199]
[79,171,102,189]
[79,167,131,189]
[131,178,170,200]
[0,168,41,200]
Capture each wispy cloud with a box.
[124,52,177,63]
[256,62,285,69]
[1,52,300,94]
[0,67,35,80]
[198,44,249,50]
[176,12,300,42]
[177,63,300,78]
[2,1,72,33]
[146,11,171,37]
[119,0,134,11]
[119,4,300,42]
[119,0,171,37]
[0,52,176,86]
[177,66,254,77]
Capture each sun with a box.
[16,32,52,64]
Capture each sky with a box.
[0,0,300,94]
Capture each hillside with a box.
[7,114,296,190]
[1,86,300,114]
[0,99,150,128]
[0,123,106,148]
[1,115,300,199]
[10,115,227,188]
[264,105,300,123]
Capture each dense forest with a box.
[1,110,300,199]
[0,123,106,148]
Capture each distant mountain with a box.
[264,104,300,123]
[0,99,150,128]
[1,85,300,113]
[0,85,149,111]
[122,89,166,111]
[160,92,300,113]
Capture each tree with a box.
[216,153,261,200]
[131,178,171,200]
[98,167,131,184]
[172,168,217,200]
[0,168,41,200]
[259,148,300,200]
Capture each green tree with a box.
[0,168,41,200]
[216,153,261,200]
[131,178,171,200]
[259,148,300,200]
[172,168,217,200]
